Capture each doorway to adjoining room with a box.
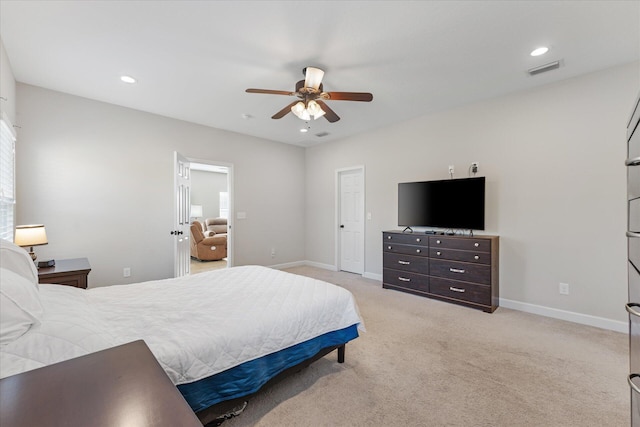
[189,162,231,274]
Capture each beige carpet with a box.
[223,266,628,427]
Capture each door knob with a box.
[340,225,345,228]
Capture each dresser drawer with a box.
[429,247,490,264]
[631,374,640,427]
[429,236,490,252]
[630,229,640,273]
[383,268,429,293]
[631,261,640,307]
[629,124,640,199]
[629,302,640,375]
[430,259,491,285]
[631,198,640,233]
[430,277,491,306]
[383,232,428,247]
[384,243,427,256]
[383,252,429,274]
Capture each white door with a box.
[338,168,364,274]
[173,152,191,277]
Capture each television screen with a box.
[398,177,485,230]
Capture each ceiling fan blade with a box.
[316,100,340,123]
[272,101,300,119]
[323,92,373,102]
[246,88,295,96]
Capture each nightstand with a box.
[37,258,91,289]
[0,340,202,427]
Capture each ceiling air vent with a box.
[528,60,560,76]
[315,132,330,138]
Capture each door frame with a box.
[187,157,235,268]
[334,165,365,275]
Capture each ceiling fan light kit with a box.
[246,67,373,123]
[291,99,326,120]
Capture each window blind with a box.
[0,117,16,242]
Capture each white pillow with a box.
[0,239,39,286]
[0,267,44,345]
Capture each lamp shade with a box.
[190,205,203,218]
[304,67,324,90]
[15,224,48,247]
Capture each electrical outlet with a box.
[271,248,276,258]
[559,282,569,295]
[123,267,131,278]
[448,165,455,175]
[471,162,479,173]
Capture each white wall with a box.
[191,170,227,220]
[0,38,16,123]
[305,61,640,325]
[16,84,306,287]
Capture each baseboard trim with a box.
[269,261,306,270]
[300,262,381,280]
[499,298,627,333]
[363,272,382,281]
[303,261,338,271]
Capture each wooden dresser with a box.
[383,231,499,312]
[626,92,640,426]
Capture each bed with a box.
[0,240,364,424]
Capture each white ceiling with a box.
[1,1,638,147]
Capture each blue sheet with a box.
[178,324,359,412]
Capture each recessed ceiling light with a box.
[120,75,137,84]
[530,47,549,57]
[300,128,308,133]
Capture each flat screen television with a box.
[398,177,485,230]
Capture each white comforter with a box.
[0,266,363,384]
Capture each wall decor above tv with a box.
[398,177,485,231]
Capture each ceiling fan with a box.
[245,67,373,123]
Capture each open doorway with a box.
[189,160,233,274]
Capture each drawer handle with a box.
[398,277,411,282]
[387,235,392,239]
[628,231,640,239]
[449,286,466,293]
[416,238,421,242]
[398,260,410,265]
[416,249,421,253]
[474,242,479,247]
[436,240,441,244]
[474,255,479,260]
[626,303,640,318]
[450,268,466,274]
[629,374,640,395]
[436,251,441,256]
[626,156,640,167]
[388,246,392,250]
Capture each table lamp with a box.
[190,205,203,220]
[15,224,48,262]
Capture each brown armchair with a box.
[190,220,226,261]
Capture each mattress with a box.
[0,266,363,396]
